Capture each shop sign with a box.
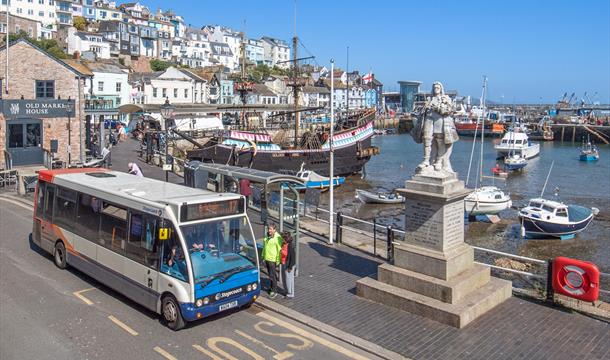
[1,99,76,118]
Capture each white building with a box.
[0,0,57,29]
[261,36,290,69]
[210,41,236,70]
[302,86,331,108]
[129,67,206,105]
[83,61,130,108]
[67,27,111,59]
[175,28,214,68]
[245,38,264,65]
[203,25,242,70]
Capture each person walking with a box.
[261,223,283,299]
[280,231,296,298]
[128,162,144,177]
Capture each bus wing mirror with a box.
[158,228,170,240]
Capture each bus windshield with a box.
[180,216,257,285]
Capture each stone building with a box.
[0,38,91,168]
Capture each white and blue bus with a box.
[32,168,260,330]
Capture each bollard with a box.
[373,218,377,256]
[386,226,394,264]
[546,259,555,304]
[336,212,343,244]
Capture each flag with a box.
[362,72,373,84]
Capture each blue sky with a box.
[142,0,610,103]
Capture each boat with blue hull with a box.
[579,137,599,161]
[518,198,598,240]
[504,153,527,171]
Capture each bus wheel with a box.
[54,241,67,269]
[162,295,185,331]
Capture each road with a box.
[0,197,382,360]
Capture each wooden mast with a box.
[292,35,299,147]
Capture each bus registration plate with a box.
[219,300,238,312]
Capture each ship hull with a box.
[187,136,374,176]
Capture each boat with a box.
[455,120,505,137]
[504,154,527,171]
[579,137,599,161]
[463,77,512,216]
[491,165,509,178]
[518,198,599,239]
[355,189,405,204]
[494,130,540,159]
[293,165,345,190]
[464,186,513,215]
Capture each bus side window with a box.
[127,212,159,269]
[76,193,102,241]
[43,185,56,221]
[100,202,127,254]
[35,181,46,218]
[54,187,77,231]
[159,224,187,282]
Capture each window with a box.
[153,87,158,97]
[159,223,187,282]
[99,202,127,253]
[54,187,77,230]
[184,89,188,98]
[43,185,55,221]
[100,10,106,18]
[35,80,54,99]
[116,82,121,92]
[162,88,167,98]
[38,11,44,16]
[16,9,22,15]
[76,193,101,240]
[98,81,104,92]
[557,209,568,217]
[36,181,46,217]
[173,88,178,98]
[28,9,33,15]
[49,0,54,4]
[127,212,160,268]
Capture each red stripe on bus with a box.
[38,168,108,183]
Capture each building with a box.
[203,25,242,71]
[398,80,421,113]
[302,86,330,108]
[244,38,264,65]
[67,27,111,59]
[382,91,401,114]
[138,24,157,57]
[0,39,91,167]
[83,60,130,109]
[129,67,206,105]
[209,41,235,70]
[0,0,57,30]
[55,0,73,27]
[0,11,51,40]
[99,20,139,57]
[260,36,290,69]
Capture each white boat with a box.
[294,166,345,190]
[356,189,405,204]
[494,131,540,159]
[464,186,513,215]
[464,77,512,216]
[504,153,527,171]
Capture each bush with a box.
[150,59,172,71]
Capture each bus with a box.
[32,168,260,330]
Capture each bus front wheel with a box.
[162,295,185,331]
[54,241,67,269]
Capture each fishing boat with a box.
[455,120,504,137]
[355,189,405,204]
[293,165,345,190]
[464,186,512,215]
[494,131,540,159]
[464,77,512,216]
[504,153,527,171]
[518,198,599,240]
[579,137,599,161]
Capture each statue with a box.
[413,81,459,175]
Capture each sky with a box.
[141,0,610,104]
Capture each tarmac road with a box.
[0,197,383,360]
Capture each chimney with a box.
[73,51,80,60]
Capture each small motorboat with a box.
[504,153,527,171]
[579,137,599,161]
[356,189,405,204]
[491,164,509,178]
[494,130,540,159]
[464,186,512,215]
[294,167,345,190]
[518,198,599,240]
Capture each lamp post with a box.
[160,98,175,182]
[66,98,74,166]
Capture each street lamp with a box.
[160,98,175,182]
[65,98,75,166]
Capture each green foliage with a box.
[249,64,271,82]
[150,59,172,71]
[73,16,88,31]
[7,31,68,59]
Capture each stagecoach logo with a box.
[215,287,243,301]
[9,103,19,115]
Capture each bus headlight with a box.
[195,299,203,307]
[252,282,257,291]
[247,284,252,292]
[203,297,210,305]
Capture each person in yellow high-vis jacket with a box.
[261,223,283,298]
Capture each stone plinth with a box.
[356,171,511,328]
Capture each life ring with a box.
[552,257,599,302]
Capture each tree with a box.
[249,64,271,82]
[6,32,68,59]
[73,16,88,31]
[150,59,172,72]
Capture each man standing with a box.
[262,223,283,298]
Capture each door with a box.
[6,119,44,166]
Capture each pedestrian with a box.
[280,231,296,298]
[128,162,144,177]
[261,223,283,298]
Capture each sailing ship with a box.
[464,77,512,216]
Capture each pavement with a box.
[2,138,607,360]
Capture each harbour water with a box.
[322,133,610,273]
